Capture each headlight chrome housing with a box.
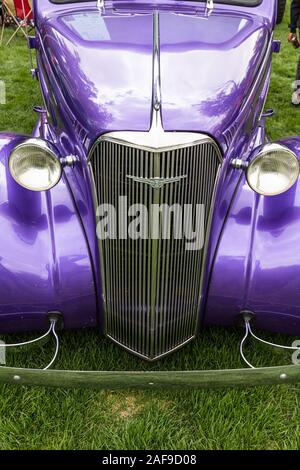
[246,143,299,196]
[9,139,62,191]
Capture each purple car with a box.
[1,0,299,364]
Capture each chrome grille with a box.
[90,136,221,360]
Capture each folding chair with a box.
[0,0,33,46]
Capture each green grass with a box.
[0,9,300,450]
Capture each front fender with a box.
[0,133,98,333]
[205,137,300,335]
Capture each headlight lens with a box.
[9,139,62,191]
[246,144,299,196]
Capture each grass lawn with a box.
[0,7,300,451]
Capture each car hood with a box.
[40,6,270,148]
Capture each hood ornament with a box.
[126,175,187,190]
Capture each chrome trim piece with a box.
[107,334,196,362]
[152,11,162,119]
[89,131,220,155]
[230,158,248,170]
[195,163,222,334]
[126,174,187,190]
[60,155,79,168]
[11,137,55,155]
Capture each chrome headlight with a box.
[246,143,299,196]
[9,139,62,191]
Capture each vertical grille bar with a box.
[90,137,221,360]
